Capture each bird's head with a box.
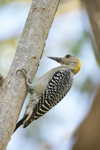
[48,54,81,75]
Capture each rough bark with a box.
[0,74,4,88]
[0,0,60,149]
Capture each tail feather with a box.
[23,113,34,128]
[13,114,28,133]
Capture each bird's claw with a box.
[16,69,27,78]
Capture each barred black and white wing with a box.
[23,69,73,128]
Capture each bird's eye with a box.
[65,54,71,58]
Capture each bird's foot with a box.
[16,69,27,78]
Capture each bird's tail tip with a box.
[13,114,28,133]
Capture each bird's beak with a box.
[48,56,63,63]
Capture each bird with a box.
[14,54,81,133]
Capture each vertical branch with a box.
[83,0,100,58]
[72,1,100,149]
[0,0,60,150]
[72,86,100,150]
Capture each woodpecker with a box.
[14,54,81,132]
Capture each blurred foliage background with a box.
[0,0,100,150]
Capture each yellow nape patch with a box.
[29,99,31,102]
[74,58,81,75]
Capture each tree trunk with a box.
[72,86,100,150]
[72,0,100,149]
[83,0,100,57]
[0,0,60,149]
[83,0,100,52]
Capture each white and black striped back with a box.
[24,69,73,128]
